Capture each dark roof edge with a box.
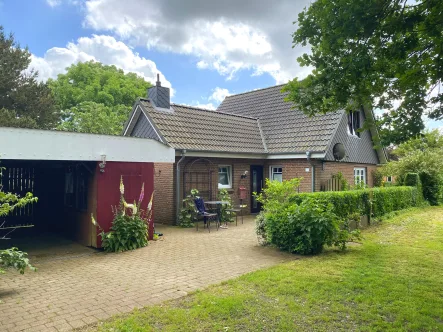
[136,100,169,146]
[323,109,346,155]
[139,98,258,120]
[223,83,287,99]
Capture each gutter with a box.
[176,150,186,224]
[306,151,315,192]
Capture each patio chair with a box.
[194,197,218,232]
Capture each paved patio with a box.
[0,217,294,332]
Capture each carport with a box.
[0,127,174,248]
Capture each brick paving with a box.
[0,217,293,331]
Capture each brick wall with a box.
[316,161,378,191]
[153,162,175,224]
[166,156,381,224]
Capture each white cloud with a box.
[77,0,312,84]
[30,34,172,93]
[46,0,62,6]
[209,87,231,104]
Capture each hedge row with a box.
[289,186,422,219]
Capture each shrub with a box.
[178,189,199,228]
[255,212,268,246]
[371,187,421,217]
[0,247,36,275]
[255,178,302,213]
[420,172,441,206]
[405,173,420,187]
[218,189,234,223]
[372,169,384,187]
[101,213,148,252]
[93,177,153,252]
[265,199,342,255]
[289,190,370,219]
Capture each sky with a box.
[0,0,441,130]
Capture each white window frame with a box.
[347,111,361,137]
[386,176,393,183]
[269,165,283,183]
[218,165,232,189]
[354,167,366,185]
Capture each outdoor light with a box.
[241,171,248,179]
[99,154,107,173]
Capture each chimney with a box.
[148,73,170,109]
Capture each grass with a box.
[93,207,443,331]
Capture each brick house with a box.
[123,78,387,224]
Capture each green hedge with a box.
[289,186,421,219]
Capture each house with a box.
[0,127,174,247]
[123,78,387,224]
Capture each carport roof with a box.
[0,127,175,163]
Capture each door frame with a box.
[250,165,264,213]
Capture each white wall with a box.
[0,127,175,163]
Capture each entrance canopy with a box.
[0,127,174,163]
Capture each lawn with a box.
[93,207,443,331]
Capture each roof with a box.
[217,84,343,153]
[137,99,267,153]
[0,126,175,163]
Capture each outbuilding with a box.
[0,127,174,247]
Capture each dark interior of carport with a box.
[0,159,97,251]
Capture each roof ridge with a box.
[139,97,259,120]
[170,102,259,120]
[224,83,287,99]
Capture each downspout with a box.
[176,150,186,225]
[306,151,315,192]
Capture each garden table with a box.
[205,201,230,228]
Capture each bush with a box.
[218,189,234,223]
[289,190,370,219]
[178,189,199,228]
[0,247,36,275]
[372,169,384,187]
[255,212,268,245]
[420,172,441,206]
[265,199,350,255]
[405,173,420,187]
[371,187,421,217]
[101,213,148,252]
[93,176,153,252]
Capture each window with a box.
[270,166,283,182]
[218,165,232,189]
[386,176,393,183]
[348,111,361,137]
[354,167,366,185]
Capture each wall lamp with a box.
[99,154,106,173]
[241,171,248,179]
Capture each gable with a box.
[325,110,379,164]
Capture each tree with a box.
[283,0,443,146]
[58,102,129,135]
[49,61,152,135]
[383,130,443,204]
[0,26,59,129]
[0,165,37,274]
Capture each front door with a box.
[250,165,264,213]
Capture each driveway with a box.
[0,217,293,332]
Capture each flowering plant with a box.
[92,176,154,252]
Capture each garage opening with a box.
[0,159,97,251]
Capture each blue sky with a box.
[0,0,441,130]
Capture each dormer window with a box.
[348,111,361,137]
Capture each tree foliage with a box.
[284,0,443,146]
[0,165,37,275]
[0,26,59,129]
[49,61,151,135]
[383,130,443,204]
[57,102,129,135]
